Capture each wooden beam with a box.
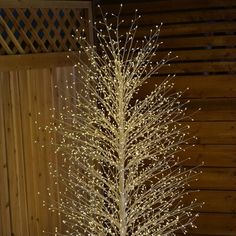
[190,167,236,191]
[180,144,236,168]
[0,52,80,71]
[189,213,236,235]
[137,75,236,99]
[184,190,236,213]
[119,22,236,38]
[0,1,91,9]
[100,0,236,15]
[99,8,236,26]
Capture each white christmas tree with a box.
[46,5,201,236]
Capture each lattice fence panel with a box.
[0,6,89,55]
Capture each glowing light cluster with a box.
[45,5,201,235]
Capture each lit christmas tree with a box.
[46,5,201,235]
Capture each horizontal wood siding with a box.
[99,0,236,235]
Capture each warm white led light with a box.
[45,6,201,236]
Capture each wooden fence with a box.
[1,0,236,235]
[99,0,236,235]
[0,1,92,235]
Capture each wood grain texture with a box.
[0,0,236,235]
[159,35,236,49]
[159,62,236,74]
[0,2,92,55]
[156,48,236,61]
[184,190,236,213]
[185,122,236,145]
[0,66,74,235]
[101,0,236,14]
[137,75,236,99]
[0,1,92,235]
[189,213,236,235]
[101,9,236,25]
[119,22,236,37]
[191,168,236,190]
[179,145,236,167]
[0,73,12,236]
[183,98,236,121]
[99,0,236,234]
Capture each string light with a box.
[45,5,202,235]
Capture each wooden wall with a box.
[0,1,92,235]
[1,0,236,235]
[99,0,236,235]
[0,65,77,236]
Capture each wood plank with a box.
[98,3,235,236]
[51,67,64,233]
[129,35,236,50]
[184,190,236,213]
[101,0,236,15]
[0,72,12,236]
[134,97,236,121]
[9,72,29,235]
[191,168,236,190]
[179,145,236,168]
[33,67,63,234]
[189,213,236,235]
[160,35,236,49]
[27,69,42,235]
[176,75,236,99]
[151,168,236,190]
[98,47,236,62]
[0,52,79,72]
[157,61,235,74]
[53,66,75,233]
[50,67,63,232]
[102,8,236,26]
[185,121,236,145]
[2,73,22,236]
[42,67,59,232]
[33,68,53,234]
[159,61,236,74]
[119,22,236,38]
[160,22,236,37]
[1,1,91,8]
[18,70,40,235]
[137,75,236,99]
[155,48,236,62]
[185,98,236,121]
[131,97,236,122]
